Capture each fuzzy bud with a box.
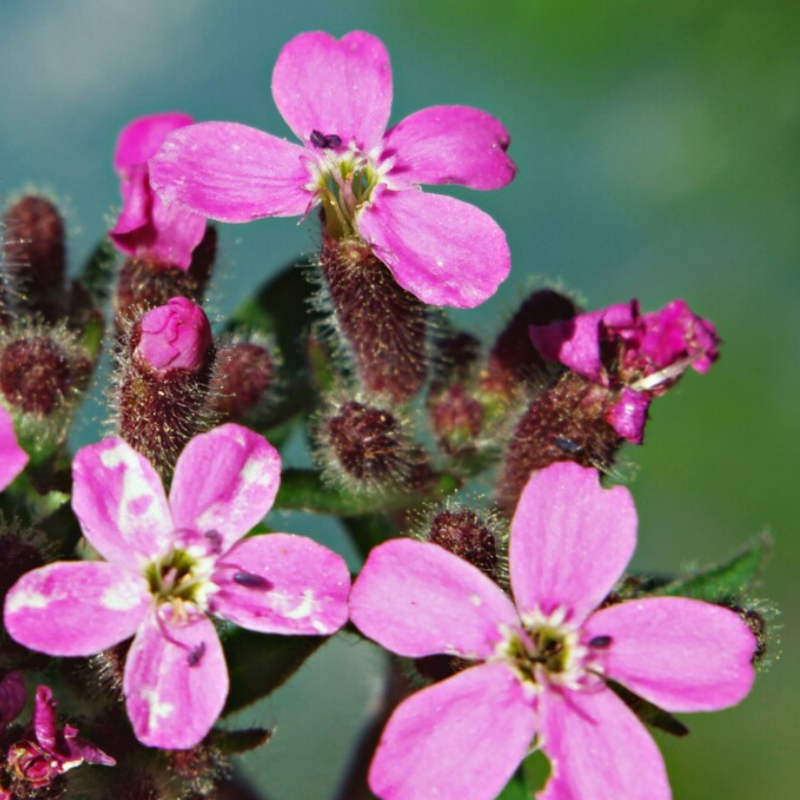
[482,288,579,398]
[496,371,622,516]
[316,398,427,493]
[428,384,483,456]
[209,341,275,420]
[118,299,216,477]
[2,196,67,323]
[426,509,499,579]
[319,235,427,402]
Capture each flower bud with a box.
[118,299,216,477]
[2,195,67,323]
[315,397,427,493]
[134,297,212,375]
[426,509,500,579]
[209,341,275,420]
[496,372,622,517]
[482,288,579,398]
[318,235,427,402]
[0,328,93,463]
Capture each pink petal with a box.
[509,462,636,624]
[370,662,534,800]
[123,607,228,749]
[271,31,392,152]
[114,112,195,172]
[211,533,350,635]
[359,189,511,308]
[170,424,281,552]
[4,562,149,657]
[149,122,311,222]
[0,406,28,491]
[384,105,516,190]
[110,184,207,271]
[72,438,173,564]
[585,597,756,712]
[537,686,670,800]
[607,388,650,444]
[350,539,518,660]
[530,301,638,383]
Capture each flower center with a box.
[144,545,214,608]
[496,608,607,692]
[307,141,390,239]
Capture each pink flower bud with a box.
[134,297,212,375]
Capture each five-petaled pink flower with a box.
[0,407,28,492]
[110,112,207,269]
[531,299,720,443]
[4,424,351,749]
[350,462,755,800]
[149,31,516,309]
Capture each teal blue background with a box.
[1,2,797,798]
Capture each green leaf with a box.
[222,629,326,716]
[608,680,689,737]
[211,727,273,756]
[496,770,530,800]
[654,533,771,603]
[76,238,117,304]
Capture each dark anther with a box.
[204,530,223,554]
[310,129,342,149]
[233,571,272,590]
[589,635,613,648]
[187,642,206,667]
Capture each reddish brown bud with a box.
[2,196,66,323]
[483,288,579,396]
[427,509,499,579]
[114,226,216,330]
[210,342,275,420]
[319,236,427,402]
[317,398,428,492]
[117,303,216,478]
[496,372,622,516]
[0,336,89,416]
[428,384,483,456]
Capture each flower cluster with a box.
[0,26,769,800]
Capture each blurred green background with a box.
[1,1,797,798]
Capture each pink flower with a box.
[134,297,213,374]
[0,406,27,492]
[110,112,207,270]
[350,462,755,800]
[149,31,516,309]
[4,424,351,749]
[6,685,115,787]
[530,299,720,443]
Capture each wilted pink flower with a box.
[4,424,350,749]
[531,299,720,443]
[350,462,755,800]
[150,31,516,309]
[6,685,115,787]
[110,112,207,270]
[134,297,213,374]
[0,406,27,492]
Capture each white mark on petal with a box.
[470,594,482,607]
[101,578,145,611]
[283,589,317,620]
[141,687,174,732]
[6,589,49,612]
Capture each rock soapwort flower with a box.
[0,406,27,492]
[350,462,756,800]
[3,424,351,749]
[150,31,516,308]
[110,112,207,269]
[531,298,720,444]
